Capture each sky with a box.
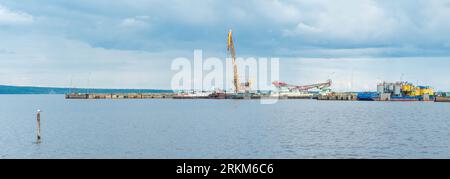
[0,0,449,91]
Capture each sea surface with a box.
[0,95,449,159]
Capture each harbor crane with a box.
[227,29,252,93]
[272,80,332,91]
[227,29,240,93]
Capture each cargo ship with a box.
[356,92,380,101]
[357,81,435,101]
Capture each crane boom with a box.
[273,80,332,91]
[227,30,240,93]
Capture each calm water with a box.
[0,95,449,159]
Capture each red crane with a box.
[272,80,332,91]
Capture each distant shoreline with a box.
[0,85,172,94]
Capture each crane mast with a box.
[227,30,240,93]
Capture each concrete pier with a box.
[317,93,358,101]
[66,93,174,99]
[435,96,450,102]
[66,92,447,102]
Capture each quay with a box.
[435,96,450,102]
[65,92,311,100]
[65,93,274,100]
[65,92,449,102]
[65,90,450,102]
[65,92,354,100]
[65,93,174,99]
[317,92,358,101]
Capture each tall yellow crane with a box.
[227,29,240,93]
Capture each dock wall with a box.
[66,93,174,99]
[317,93,358,101]
[435,96,450,102]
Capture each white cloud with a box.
[284,22,320,35]
[283,0,398,43]
[0,34,179,88]
[253,0,301,24]
[120,16,149,28]
[0,4,33,24]
[282,0,450,48]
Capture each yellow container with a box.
[409,88,421,96]
[420,88,434,95]
[402,85,412,92]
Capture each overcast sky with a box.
[0,0,449,91]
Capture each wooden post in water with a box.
[36,109,41,143]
